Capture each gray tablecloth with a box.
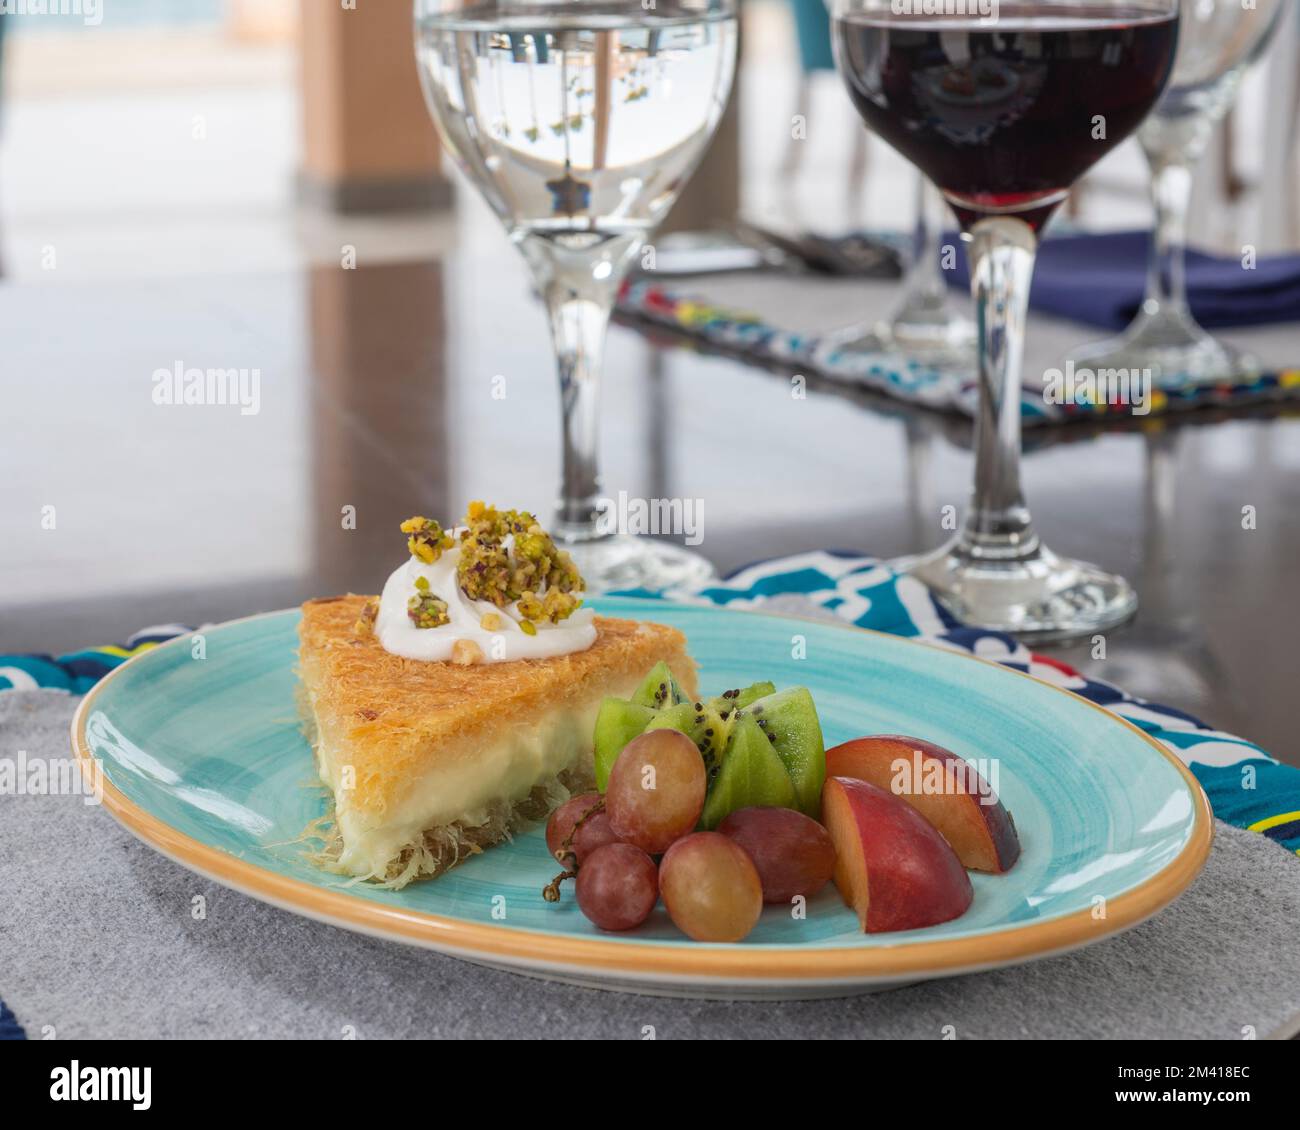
[3,688,1299,1040]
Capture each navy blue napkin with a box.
[0,997,24,1041]
[944,230,1300,332]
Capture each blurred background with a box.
[1,1,1298,758]
[1,0,1295,283]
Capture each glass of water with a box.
[414,0,737,591]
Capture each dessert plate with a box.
[71,597,1212,999]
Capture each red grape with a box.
[572,810,622,865]
[659,832,763,942]
[606,729,706,854]
[718,806,836,904]
[546,792,603,866]
[575,843,659,931]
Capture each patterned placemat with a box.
[617,228,1300,425]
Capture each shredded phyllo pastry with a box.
[399,501,584,632]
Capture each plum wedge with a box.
[825,736,1020,873]
[822,776,973,933]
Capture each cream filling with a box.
[316,681,637,878]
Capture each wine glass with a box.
[831,0,1180,639]
[831,170,976,365]
[413,0,737,591]
[1071,0,1285,385]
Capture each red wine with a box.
[833,4,1178,231]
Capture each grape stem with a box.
[542,869,575,903]
[542,796,606,902]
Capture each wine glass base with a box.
[895,538,1138,643]
[1070,319,1261,389]
[560,534,717,595]
[826,318,976,370]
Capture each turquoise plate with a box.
[72,596,1212,999]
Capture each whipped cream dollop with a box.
[374,542,596,664]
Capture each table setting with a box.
[2,0,1300,1057]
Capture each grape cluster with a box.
[544,729,836,941]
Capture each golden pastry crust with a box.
[298,595,697,820]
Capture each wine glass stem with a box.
[546,287,613,543]
[1143,156,1194,314]
[963,218,1038,561]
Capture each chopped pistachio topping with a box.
[407,591,450,629]
[397,502,586,634]
[353,598,379,637]
[400,516,453,564]
[517,588,583,625]
[455,500,584,628]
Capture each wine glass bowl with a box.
[831,0,1180,639]
[413,0,738,591]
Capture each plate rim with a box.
[69,600,1214,986]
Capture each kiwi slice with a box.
[591,667,824,827]
[737,687,825,818]
[700,712,797,829]
[706,681,776,716]
[593,698,657,791]
[629,661,687,710]
[645,701,731,775]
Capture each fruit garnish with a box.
[718,807,836,904]
[606,730,707,854]
[822,776,973,933]
[593,699,657,790]
[545,792,609,870]
[825,736,1020,873]
[744,687,825,817]
[699,712,795,828]
[628,660,687,710]
[659,832,763,943]
[542,792,613,902]
[593,671,826,827]
[646,701,730,776]
[707,682,775,715]
[575,843,659,932]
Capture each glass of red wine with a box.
[831,0,1180,639]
